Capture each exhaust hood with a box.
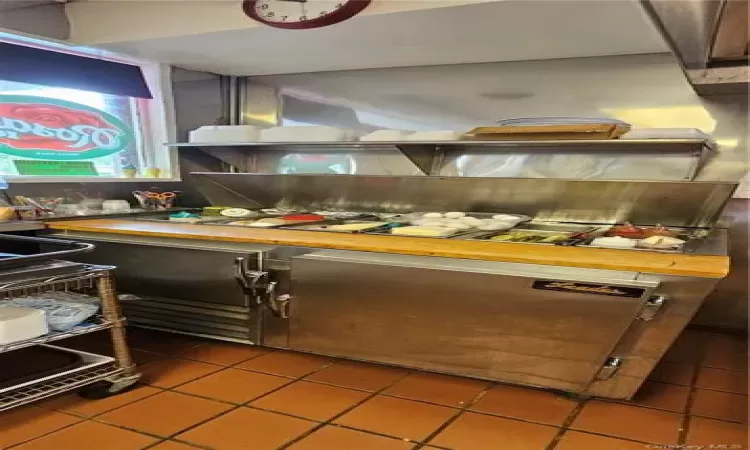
[642,0,748,95]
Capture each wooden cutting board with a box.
[461,124,630,140]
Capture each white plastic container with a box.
[102,200,131,213]
[359,130,410,141]
[620,128,711,141]
[260,126,353,142]
[189,125,260,143]
[391,226,459,237]
[0,306,48,345]
[590,236,638,249]
[405,131,460,141]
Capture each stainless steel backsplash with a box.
[244,53,748,185]
[191,173,736,227]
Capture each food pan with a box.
[279,220,394,234]
[466,229,575,245]
[364,226,477,239]
[583,226,708,253]
[512,223,599,233]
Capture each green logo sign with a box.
[0,95,133,160]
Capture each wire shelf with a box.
[0,363,122,412]
[0,266,114,296]
[0,315,118,354]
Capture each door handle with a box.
[233,257,289,318]
[234,257,251,290]
[261,281,291,319]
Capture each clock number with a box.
[260,3,268,9]
[300,15,307,20]
[266,11,274,17]
[319,11,328,16]
[281,15,288,21]
[336,3,343,7]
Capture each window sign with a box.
[14,160,98,176]
[0,95,133,161]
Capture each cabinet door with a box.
[71,241,254,306]
[65,240,262,342]
[289,252,658,392]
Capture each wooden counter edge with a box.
[44,219,730,279]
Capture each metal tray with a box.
[134,207,316,224]
[135,209,265,224]
[364,227,479,239]
[219,218,331,229]
[512,222,599,233]
[138,216,235,225]
[279,220,394,234]
[582,226,708,253]
[0,235,94,270]
[0,345,115,394]
[465,229,577,244]
[407,212,531,223]
[377,212,532,239]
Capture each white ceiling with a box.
[94,0,669,76]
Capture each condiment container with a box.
[102,200,131,213]
[0,306,48,345]
[189,125,260,143]
[590,236,638,248]
[260,126,353,142]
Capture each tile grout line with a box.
[168,366,650,437]
[554,428,682,447]
[301,375,618,435]
[273,368,416,450]
[332,423,448,449]
[138,360,698,450]
[11,344,281,449]
[35,356,227,422]
[19,332,743,450]
[166,344,279,366]
[85,353,295,446]
[5,416,89,450]
[27,335,427,448]
[688,413,749,425]
[5,358,177,447]
[699,365,749,374]
[543,394,589,450]
[83,344,275,421]
[158,354,342,447]
[141,438,172,450]
[6,416,169,450]
[687,385,750,396]
[141,343,283,391]
[678,338,712,445]
[121,359,332,442]
[4,342,191,449]
[558,394,688,448]
[599,387,700,416]
[413,382,497,449]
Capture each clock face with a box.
[242,0,371,29]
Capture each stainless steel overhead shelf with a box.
[169,139,714,178]
[168,138,711,151]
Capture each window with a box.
[0,37,175,181]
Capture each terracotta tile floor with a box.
[2,326,746,450]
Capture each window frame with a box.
[0,33,178,183]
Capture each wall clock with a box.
[243,0,371,30]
